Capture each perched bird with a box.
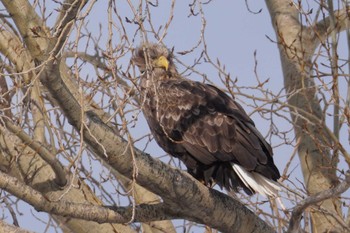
[132,43,281,197]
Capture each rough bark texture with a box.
[0,220,35,233]
[266,1,346,232]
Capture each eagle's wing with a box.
[156,79,275,176]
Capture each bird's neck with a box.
[140,70,179,88]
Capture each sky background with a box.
[2,0,349,232]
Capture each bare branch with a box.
[287,171,350,232]
[314,7,350,46]
[2,119,67,186]
[0,220,35,233]
[53,0,89,38]
[0,123,137,233]
[1,0,50,61]
[0,170,177,223]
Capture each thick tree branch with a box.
[0,73,11,118]
[50,0,88,57]
[0,220,35,233]
[0,21,34,80]
[53,0,88,38]
[0,170,177,223]
[1,0,86,62]
[1,0,50,61]
[103,160,177,233]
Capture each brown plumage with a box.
[132,43,281,197]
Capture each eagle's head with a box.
[132,43,177,80]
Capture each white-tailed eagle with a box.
[132,43,281,197]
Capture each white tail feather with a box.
[232,164,281,198]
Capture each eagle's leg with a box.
[187,168,216,188]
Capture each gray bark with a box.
[266,1,348,232]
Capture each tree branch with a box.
[0,124,137,233]
[0,220,35,233]
[1,0,50,61]
[314,7,350,46]
[2,119,67,186]
[287,171,350,233]
[0,170,178,223]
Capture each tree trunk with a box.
[266,1,345,232]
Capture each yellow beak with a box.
[154,55,169,71]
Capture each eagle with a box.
[132,43,281,197]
